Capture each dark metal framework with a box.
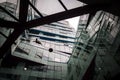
[0,0,120,58]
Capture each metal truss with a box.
[0,0,120,58]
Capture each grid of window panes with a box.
[0,56,67,80]
[67,11,120,80]
[0,1,75,80]
[12,20,75,63]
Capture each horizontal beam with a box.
[1,2,119,29]
[103,2,120,17]
[26,3,110,28]
[0,19,19,28]
[78,0,111,4]
[78,0,120,17]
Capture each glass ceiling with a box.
[0,0,84,22]
[33,0,83,31]
[0,0,85,63]
[35,0,83,15]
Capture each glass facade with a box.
[12,20,75,63]
[0,0,120,80]
[67,11,120,80]
[0,1,76,80]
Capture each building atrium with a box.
[0,0,120,80]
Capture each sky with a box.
[0,0,81,32]
[66,16,80,31]
[35,0,82,32]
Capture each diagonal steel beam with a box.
[0,5,19,22]
[78,0,120,17]
[26,3,110,28]
[0,0,29,58]
[77,0,111,4]
[0,31,8,38]
[58,0,68,11]
[0,29,24,58]
[28,1,43,18]
[0,18,19,28]
[86,12,96,29]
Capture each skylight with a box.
[66,16,80,31]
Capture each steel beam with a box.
[1,2,119,29]
[0,0,29,58]
[86,12,96,29]
[19,0,29,22]
[103,3,120,17]
[58,0,68,11]
[0,31,8,38]
[26,3,109,28]
[77,0,111,4]
[0,19,19,28]
[78,0,120,17]
[0,29,24,58]
[28,1,43,18]
[0,6,19,22]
